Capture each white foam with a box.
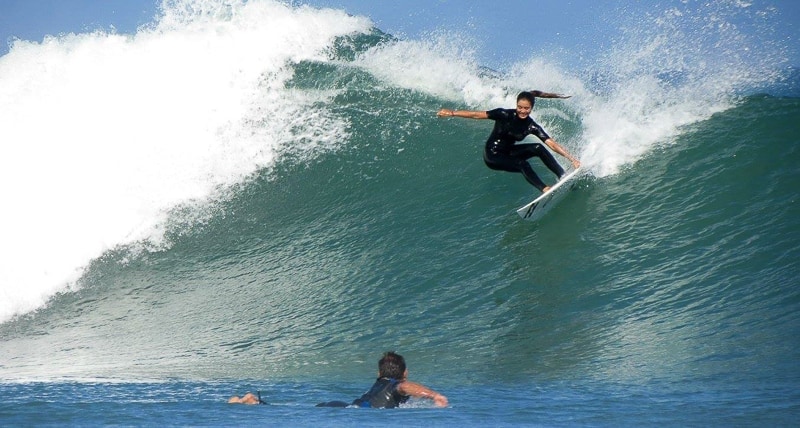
[0,0,372,324]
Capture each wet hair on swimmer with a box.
[379,351,406,379]
[517,91,536,107]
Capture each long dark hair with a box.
[519,89,571,105]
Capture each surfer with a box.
[316,351,448,408]
[437,90,580,193]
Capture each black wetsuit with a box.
[483,108,565,191]
[316,377,409,409]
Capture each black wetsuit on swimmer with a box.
[316,377,409,409]
[484,108,565,191]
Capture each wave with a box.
[0,0,793,330]
[0,0,372,324]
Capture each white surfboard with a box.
[516,167,582,221]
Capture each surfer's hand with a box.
[436,109,453,117]
[571,158,581,168]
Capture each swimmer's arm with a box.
[228,392,260,405]
[437,109,488,119]
[529,90,571,99]
[397,381,449,407]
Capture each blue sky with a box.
[1,0,799,68]
[0,0,156,50]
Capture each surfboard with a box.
[516,167,582,221]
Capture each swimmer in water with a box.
[316,351,448,408]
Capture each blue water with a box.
[2,380,794,426]
[1,0,799,426]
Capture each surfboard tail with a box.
[515,167,582,221]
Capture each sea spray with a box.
[352,0,788,178]
[577,0,788,176]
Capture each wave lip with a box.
[0,0,373,324]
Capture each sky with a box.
[1,0,799,68]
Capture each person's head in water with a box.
[515,91,536,119]
[378,351,407,379]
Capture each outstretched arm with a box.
[398,381,449,407]
[530,90,571,99]
[437,109,488,119]
[544,138,581,168]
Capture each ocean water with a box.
[1,0,799,426]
